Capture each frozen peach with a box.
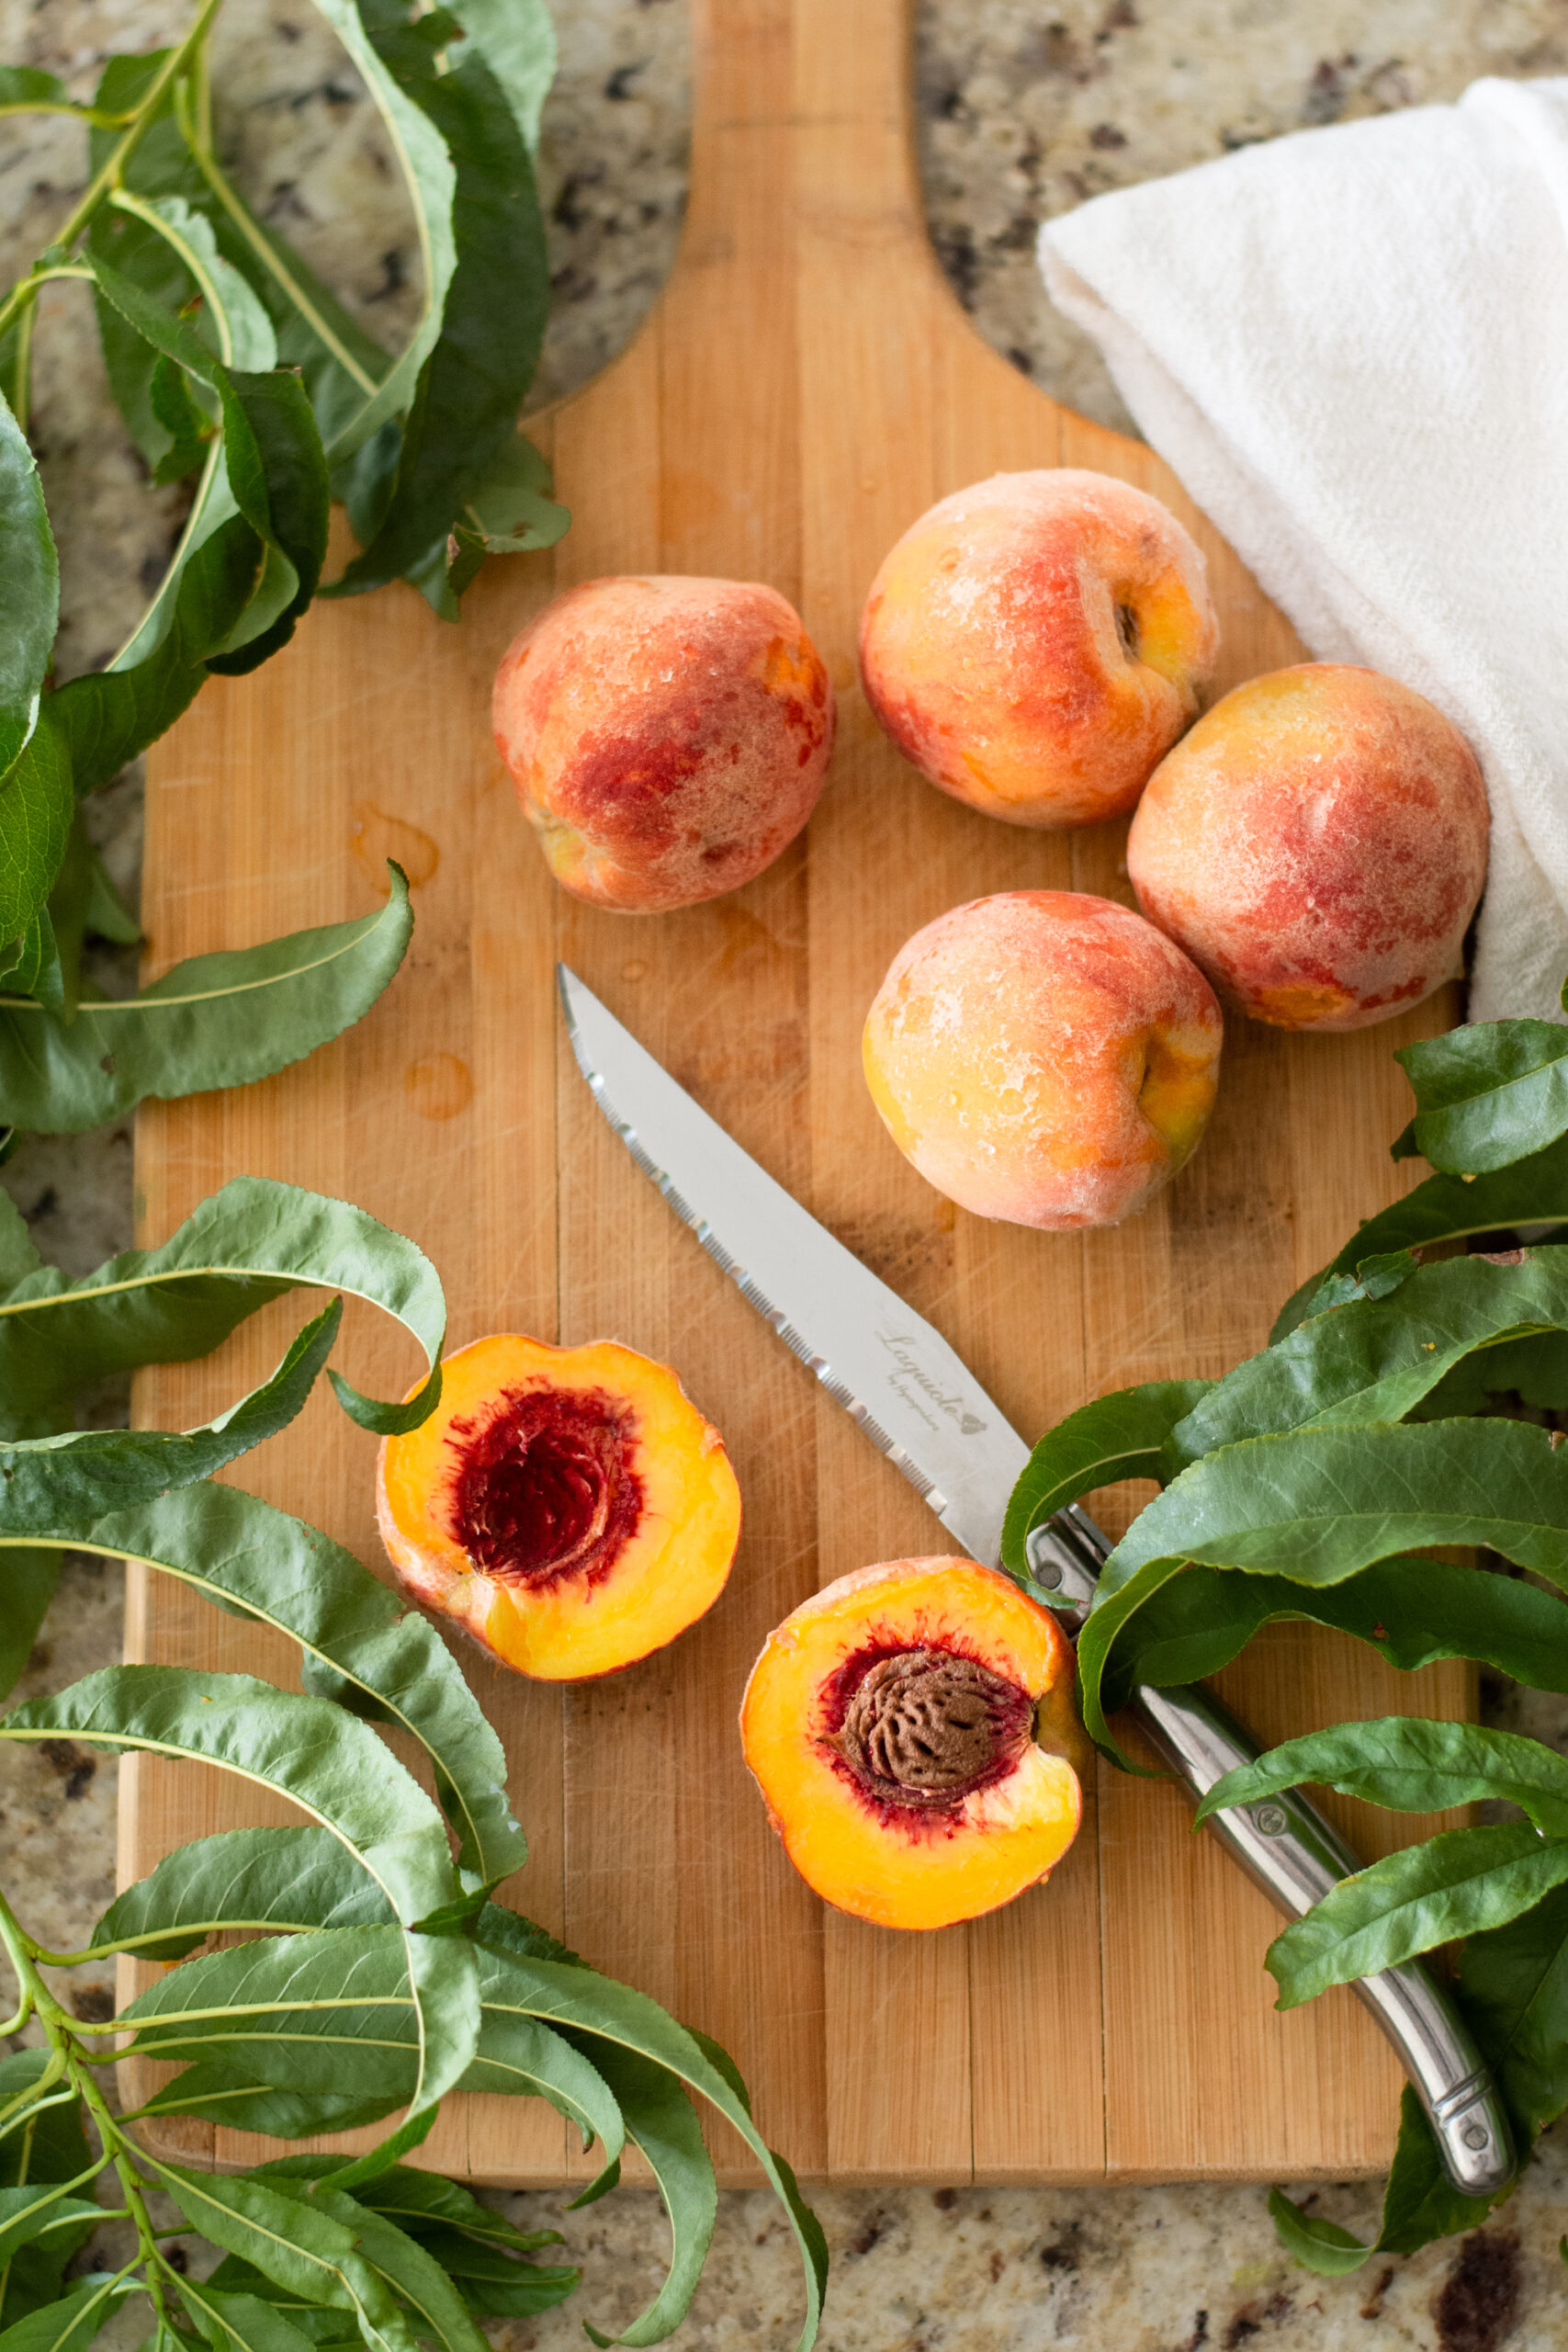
[863,890,1223,1231]
[492,575,835,911]
[859,469,1218,828]
[377,1334,741,1680]
[1126,664,1489,1032]
[741,1557,1084,1931]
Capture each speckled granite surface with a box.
[4,4,1568,2346]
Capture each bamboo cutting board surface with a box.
[124,0,1471,2188]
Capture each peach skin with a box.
[1127,663,1489,1031]
[741,1557,1085,1931]
[492,575,835,911]
[863,890,1224,1230]
[859,469,1219,828]
[378,1333,741,1681]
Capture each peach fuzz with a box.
[741,1558,1084,1931]
[1127,664,1489,1032]
[862,890,1223,1232]
[377,1333,741,1681]
[492,574,835,911]
[858,469,1219,828]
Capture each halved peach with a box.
[741,1558,1084,1930]
[377,1334,741,1680]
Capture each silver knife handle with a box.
[1026,1510,1514,2199]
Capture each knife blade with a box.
[558,962,1513,2199]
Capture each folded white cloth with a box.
[1039,78,1568,1023]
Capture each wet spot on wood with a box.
[404,1053,473,1121]
[352,802,440,891]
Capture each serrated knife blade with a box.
[558,959,1516,2202]
[558,963,1030,1566]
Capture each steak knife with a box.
[558,963,1513,2199]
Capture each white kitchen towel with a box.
[1038,77,1568,1023]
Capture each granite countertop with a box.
[3,3,1568,2346]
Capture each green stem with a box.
[175,92,379,395]
[0,1886,168,2323]
[0,0,226,343]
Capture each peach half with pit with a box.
[859,469,1219,828]
[1127,663,1489,1031]
[492,574,835,912]
[862,889,1224,1231]
[741,1557,1084,1931]
[377,1333,741,1680]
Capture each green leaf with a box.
[0,1550,60,1705]
[51,514,262,797]
[127,1927,618,2165]
[0,1170,445,1442]
[150,352,214,485]
[0,2275,137,2352]
[1198,1718,1568,1834]
[204,370,330,672]
[446,0,555,153]
[0,864,413,1140]
[147,2165,417,2352]
[307,0,457,466]
[1105,1555,1568,1710]
[0,916,63,1022]
[0,70,71,112]
[0,2056,88,2187]
[1267,2086,1498,2275]
[1168,1248,1568,1468]
[0,393,58,791]
[1455,1879,1568,2141]
[419,438,567,620]
[0,2195,105,2273]
[0,1668,457,1921]
[1272,1134,1568,1338]
[20,1482,522,1889]
[344,2166,560,2256]
[288,2188,489,2352]
[1393,1014,1568,1173]
[1266,2188,1374,2277]
[0,1298,342,1521]
[92,1824,396,1962]
[137,2067,399,2142]
[0,718,73,965]
[998,1379,1212,1578]
[329,29,548,604]
[1264,1824,1568,2007]
[469,1939,826,2352]
[0,1197,38,1295]
[400,2236,572,2317]
[573,2050,714,2349]
[181,2280,318,2352]
[1077,1418,1568,1758]
[1,1666,478,2166]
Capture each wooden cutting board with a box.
[123,0,1470,2188]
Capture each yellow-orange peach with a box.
[859,469,1219,828]
[863,890,1223,1231]
[1127,664,1489,1031]
[492,575,835,911]
[741,1557,1084,1931]
[377,1334,741,1680]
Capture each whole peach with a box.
[858,469,1219,829]
[862,891,1224,1231]
[492,575,835,911]
[1126,664,1488,1032]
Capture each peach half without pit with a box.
[863,889,1224,1231]
[491,574,836,912]
[1127,663,1489,1032]
[859,469,1219,829]
[377,1334,741,1680]
[741,1558,1084,1931]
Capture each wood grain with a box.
[124,0,1466,2185]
